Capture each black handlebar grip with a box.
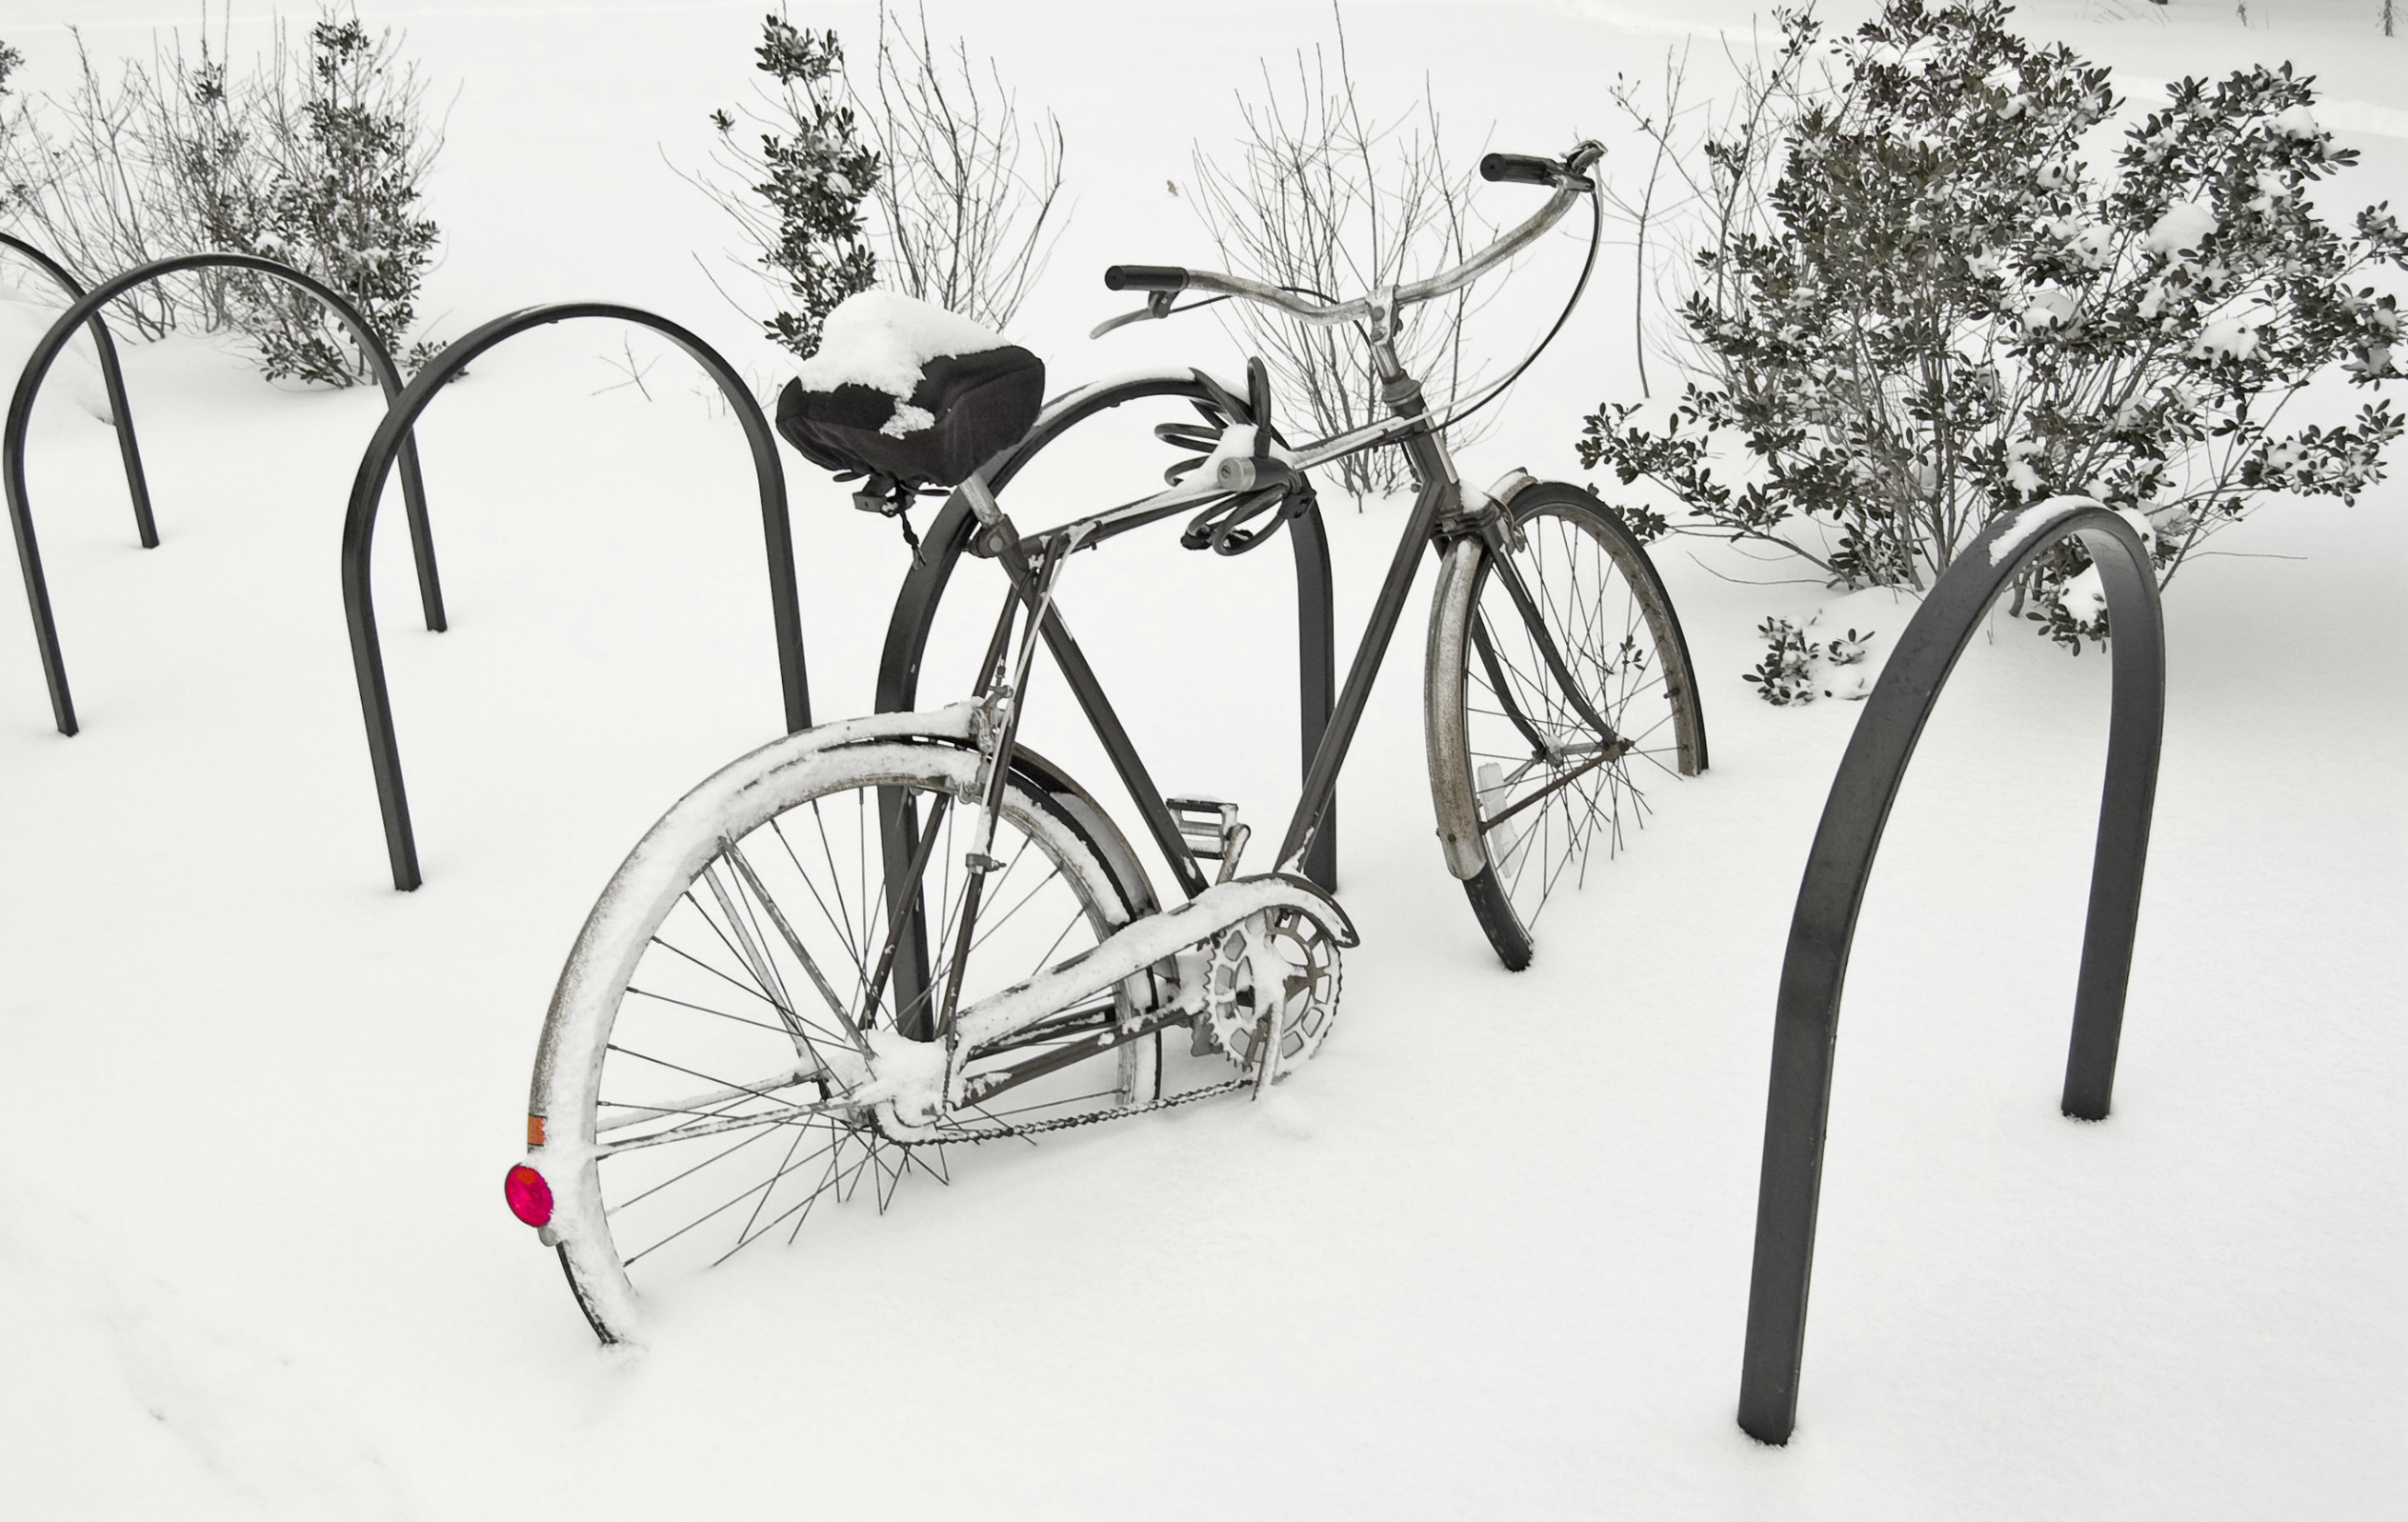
[1480,152,1560,186]
[1104,265,1190,292]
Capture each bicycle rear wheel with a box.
[1423,481,1706,970]
[520,734,1156,1343]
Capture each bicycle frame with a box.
[878,142,1616,1051]
[946,346,1615,927]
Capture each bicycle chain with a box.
[946,1077,1248,1141]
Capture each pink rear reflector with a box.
[504,1164,554,1228]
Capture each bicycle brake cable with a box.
[1425,186,1605,434]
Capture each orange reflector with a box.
[526,1114,548,1147]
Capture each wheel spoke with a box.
[558,751,1146,1316]
[1449,497,1699,954]
[721,838,870,1052]
[624,1129,853,1268]
[596,1095,843,1155]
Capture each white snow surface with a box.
[0,291,116,424]
[792,288,1013,402]
[0,3,2400,1519]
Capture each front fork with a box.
[1384,334,1623,761]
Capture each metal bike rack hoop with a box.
[0,234,155,550]
[341,302,811,891]
[5,250,447,736]
[873,369,1338,890]
[1736,496,2165,1446]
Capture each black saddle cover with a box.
[775,345,1046,488]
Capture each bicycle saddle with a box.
[774,291,1046,490]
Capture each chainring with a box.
[1198,909,1343,1077]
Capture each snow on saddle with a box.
[774,290,1045,491]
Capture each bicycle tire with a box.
[1423,481,1706,970]
[522,731,1156,1344]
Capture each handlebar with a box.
[1103,265,1189,293]
[1098,141,1601,332]
[1480,151,1563,186]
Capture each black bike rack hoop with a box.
[5,250,447,737]
[873,369,1338,890]
[343,302,811,891]
[0,234,155,551]
[1736,496,2165,1446]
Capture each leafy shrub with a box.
[211,16,445,385]
[0,11,447,384]
[1579,0,2406,665]
[1743,613,1878,705]
[692,7,1070,358]
[692,14,879,359]
[1744,616,1820,705]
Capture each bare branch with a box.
[1187,3,1494,497]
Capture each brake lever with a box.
[1563,139,1607,190]
[1088,289,1181,340]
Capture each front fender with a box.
[1424,536,1489,879]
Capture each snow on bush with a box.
[1578,0,2407,690]
[1742,593,1890,708]
[205,15,446,386]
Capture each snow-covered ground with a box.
[0,1,2399,1515]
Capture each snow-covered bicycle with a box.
[504,141,1708,1343]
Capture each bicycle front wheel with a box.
[1423,481,1706,970]
[522,735,1157,1344]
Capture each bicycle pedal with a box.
[1167,795,1244,865]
